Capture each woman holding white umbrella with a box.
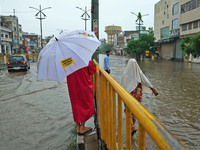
[37,30,101,135]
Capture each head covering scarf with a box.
[121,59,153,94]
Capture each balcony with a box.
[1,37,12,42]
[169,29,180,38]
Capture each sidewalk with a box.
[77,131,98,150]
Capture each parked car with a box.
[7,55,30,72]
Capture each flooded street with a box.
[0,54,200,150]
[100,54,200,150]
[0,63,74,150]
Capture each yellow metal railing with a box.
[92,60,188,150]
[0,54,39,64]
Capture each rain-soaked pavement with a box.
[0,54,200,150]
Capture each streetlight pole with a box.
[131,12,149,38]
[76,6,90,30]
[29,5,51,49]
[57,29,67,34]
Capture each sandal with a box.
[131,126,137,136]
[131,129,137,136]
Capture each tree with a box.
[99,44,113,53]
[125,34,156,61]
[148,27,154,35]
[140,34,156,54]
[180,32,200,58]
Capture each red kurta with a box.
[67,61,96,123]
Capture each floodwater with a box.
[0,64,73,150]
[100,54,200,150]
[0,54,200,150]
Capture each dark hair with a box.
[106,50,110,53]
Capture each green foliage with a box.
[125,34,156,55]
[66,124,77,150]
[99,44,113,53]
[180,32,200,58]
[148,27,154,35]
[66,141,76,150]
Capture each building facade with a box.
[0,26,12,54]
[114,34,125,55]
[154,0,200,60]
[123,29,149,46]
[1,16,23,53]
[23,33,39,51]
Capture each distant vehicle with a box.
[7,55,30,72]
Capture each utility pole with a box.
[0,13,1,54]
[91,0,99,62]
[131,12,149,38]
[76,6,90,30]
[13,9,20,53]
[29,5,51,49]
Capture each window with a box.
[193,20,198,28]
[186,1,192,12]
[5,34,8,38]
[164,11,165,15]
[182,24,187,31]
[1,34,4,38]
[172,19,179,30]
[181,0,200,14]
[162,21,164,25]
[192,0,197,9]
[167,14,169,19]
[161,26,169,38]
[188,22,193,30]
[172,3,179,15]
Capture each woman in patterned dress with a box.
[121,59,158,135]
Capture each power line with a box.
[1,11,36,14]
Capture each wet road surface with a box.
[0,63,73,150]
[0,55,200,150]
[100,55,200,150]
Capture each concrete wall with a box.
[154,0,172,41]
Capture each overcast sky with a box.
[0,0,160,39]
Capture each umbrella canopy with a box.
[37,30,101,82]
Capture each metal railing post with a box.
[118,96,123,150]
[126,107,131,150]
[138,123,146,150]
[112,89,117,150]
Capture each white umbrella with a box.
[37,30,101,82]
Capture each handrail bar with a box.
[93,59,188,150]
